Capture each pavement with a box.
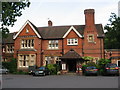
[1,74,119,88]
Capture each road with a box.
[1,74,120,88]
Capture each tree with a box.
[104,13,120,49]
[1,0,30,38]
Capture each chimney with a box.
[84,9,95,26]
[48,20,53,26]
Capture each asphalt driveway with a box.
[1,74,119,88]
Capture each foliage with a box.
[104,13,120,49]
[97,58,111,66]
[86,62,97,67]
[82,56,94,61]
[13,70,28,75]
[97,58,111,75]
[2,58,17,73]
[1,1,30,38]
[46,64,61,75]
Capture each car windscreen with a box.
[86,66,96,69]
[109,64,117,67]
[39,67,45,70]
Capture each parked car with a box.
[83,66,98,76]
[0,66,9,74]
[104,63,119,76]
[28,66,37,75]
[33,66,51,76]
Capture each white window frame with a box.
[62,64,66,70]
[6,45,14,53]
[3,47,5,53]
[21,39,34,49]
[48,40,59,49]
[87,34,94,42]
[30,55,35,66]
[19,55,29,67]
[117,60,120,67]
[67,38,78,45]
[54,56,61,65]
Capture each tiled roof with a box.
[37,24,104,39]
[60,49,82,59]
[38,26,70,39]
[2,33,14,44]
[95,24,105,37]
[3,22,104,43]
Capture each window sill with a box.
[67,44,78,46]
[19,66,28,68]
[88,42,96,43]
[47,49,59,50]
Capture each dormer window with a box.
[88,34,94,42]
[26,28,29,33]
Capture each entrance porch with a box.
[60,49,84,74]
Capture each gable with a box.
[63,26,82,38]
[13,20,41,39]
[18,24,37,36]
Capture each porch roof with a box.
[60,49,82,59]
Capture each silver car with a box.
[0,66,9,74]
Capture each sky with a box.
[8,0,120,32]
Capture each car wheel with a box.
[48,72,50,75]
[43,73,46,76]
[6,71,8,74]
[116,73,119,76]
[84,73,88,76]
[33,73,36,76]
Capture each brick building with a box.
[2,33,14,62]
[105,49,120,67]
[11,9,105,72]
[3,9,120,73]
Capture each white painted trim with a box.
[62,26,82,38]
[13,20,41,39]
[117,60,120,67]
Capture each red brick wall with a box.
[105,50,120,59]
[83,9,104,59]
[18,24,36,36]
[14,23,42,68]
[63,30,83,56]
[83,27,104,59]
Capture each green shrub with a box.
[13,70,28,75]
[86,62,97,67]
[97,58,111,75]
[2,58,17,73]
[46,64,61,75]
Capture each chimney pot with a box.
[48,20,53,26]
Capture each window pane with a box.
[67,38,78,45]
[48,40,58,49]
[118,61,120,67]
